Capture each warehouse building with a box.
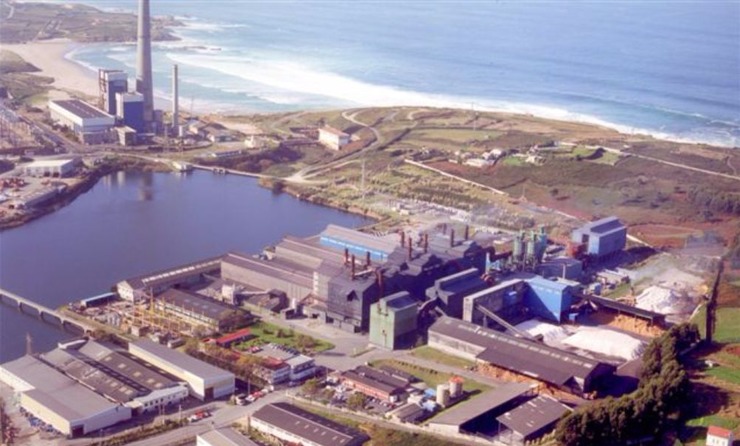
[128,339,235,400]
[154,288,250,334]
[197,428,260,446]
[21,158,80,178]
[369,291,418,349]
[117,256,222,301]
[428,317,615,395]
[495,394,572,445]
[250,402,368,446]
[0,355,132,437]
[318,126,350,150]
[340,365,408,403]
[49,99,115,144]
[428,382,533,438]
[571,216,627,258]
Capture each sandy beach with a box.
[2,39,98,100]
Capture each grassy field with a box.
[369,358,489,393]
[707,366,740,386]
[714,308,740,344]
[234,321,334,354]
[409,345,476,369]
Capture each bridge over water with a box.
[0,287,95,335]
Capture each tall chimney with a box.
[407,242,412,260]
[465,225,470,240]
[172,64,179,136]
[344,248,349,264]
[351,254,356,279]
[424,233,429,253]
[366,251,371,267]
[400,231,405,248]
[450,229,455,247]
[442,223,447,235]
[136,0,154,133]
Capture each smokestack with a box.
[351,254,356,279]
[465,225,470,240]
[418,234,423,247]
[407,242,412,260]
[172,64,179,136]
[366,251,371,267]
[450,229,455,247]
[442,223,447,235]
[400,231,405,248]
[344,248,349,264]
[136,0,154,133]
[424,233,429,253]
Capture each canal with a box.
[0,170,370,362]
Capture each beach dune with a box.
[3,39,98,100]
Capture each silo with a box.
[449,376,464,398]
[513,231,524,261]
[436,384,450,407]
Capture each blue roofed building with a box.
[524,276,573,323]
[571,216,627,258]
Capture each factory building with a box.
[523,276,573,323]
[462,277,527,325]
[369,291,418,349]
[428,383,533,438]
[536,256,583,281]
[426,268,488,319]
[0,355,132,437]
[495,394,572,445]
[250,402,368,446]
[128,339,235,400]
[571,216,627,258]
[318,126,350,150]
[221,225,489,332]
[98,69,128,115]
[154,288,250,334]
[340,365,408,403]
[197,428,260,446]
[117,256,222,301]
[116,92,146,133]
[21,158,80,178]
[49,99,115,144]
[428,317,615,395]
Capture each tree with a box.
[301,378,322,396]
[347,393,368,411]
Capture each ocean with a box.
[64,1,739,147]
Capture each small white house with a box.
[707,426,734,446]
[318,126,350,150]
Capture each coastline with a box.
[2,39,99,101]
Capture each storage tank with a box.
[513,232,525,261]
[436,384,450,407]
[449,376,464,398]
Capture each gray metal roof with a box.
[121,256,223,290]
[428,383,533,426]
[223,252,313,288]
[252,402,367,446]
[321,224,399,254]
[4,356,121,422]
[52,99,111,119]
[341,366,407,395]
[496,395,571,438]
[197,428,260,446]
[158,288,235,321]
[575,216,625,235]
[430,317,611,385]
[129,339,234,381]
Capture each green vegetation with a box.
[686,414,740,430]
[346,393,368,411]
[0,50,52,101]
[235,321,334,354]
[713,308,740,343]
[706,365,740,385]
[369,359,489,393]
[90,419,185,446]
[409,345,476,369]
[555,323,700,446]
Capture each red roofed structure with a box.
[215,327,252,347]
[707,425,735,446]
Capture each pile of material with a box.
[562,327,645,361]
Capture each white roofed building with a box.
[318,126,350,150]
[49,99,115,144]
[21,158,81,177]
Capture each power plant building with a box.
[128,339,235,400]
[369,291,418,349]
[98,69,128,115]
[116,92,146,133]
[49,99,115,144]
[571,216,627,258]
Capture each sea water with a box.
[64,1,739,147]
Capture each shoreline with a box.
[4,38,737,149]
